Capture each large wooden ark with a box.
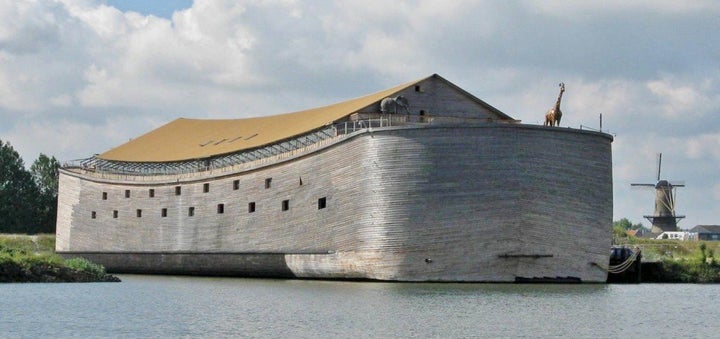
[56,74,614,282]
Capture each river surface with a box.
[2,275,719,338]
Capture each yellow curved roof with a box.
[98,74,513,162]
[99,78,423,162]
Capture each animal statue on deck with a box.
[544,82,565,127]
[380,95,410,114]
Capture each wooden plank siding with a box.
[57,124,613,282]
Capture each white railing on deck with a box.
[62,114,493,180]
[64,116,400,179]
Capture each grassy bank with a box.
[616,237,720,283]
[0,234,119,283]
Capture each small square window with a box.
[91,211,96,219]
[149,189,155,198]
[125,190,130,198]
[113,210,118,218]
[282,199,289,211]
[318,197,327,210]
[203,183,210,193]
[233,180,240,190]
[188,207,195,217]
[136,209,142,218]
[265,178,272,189]
[161,208,167,217]
[217,204,225,214]
[415,85,422,92]
[248,202,256,213]
[102,192,107,200]
[175,186,182,196]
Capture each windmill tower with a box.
[631,153,685,234]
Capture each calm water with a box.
[2,275,719,338]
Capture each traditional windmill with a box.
[631,153,685,234]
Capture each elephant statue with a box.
[380,95,410,114]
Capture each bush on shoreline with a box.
[615,234,720,283]
[643,260,720,283]
[0,234,119,283]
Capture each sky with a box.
[1,0,718,229]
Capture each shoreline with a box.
[0,234,120,283]
[0,261,120,283]
[3,234,718,284]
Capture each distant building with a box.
[626,229,646,238]
[655,231,696,241]
[689,225,720,241]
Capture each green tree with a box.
[613,218,650,234]
[613,218,633,230]
[0,139,40,233]
[30,154,60,233]
[612,224,628,244]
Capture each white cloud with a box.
[529,0,720,17]
[685,133,720,161]
[49,94,73,107]
[646,77,715,118]
[56,0,273,114]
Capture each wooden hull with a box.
[57,124,613,282]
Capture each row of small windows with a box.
[102,178,272,200]
[92,198,327,219]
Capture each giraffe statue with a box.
[544,82,565,127]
